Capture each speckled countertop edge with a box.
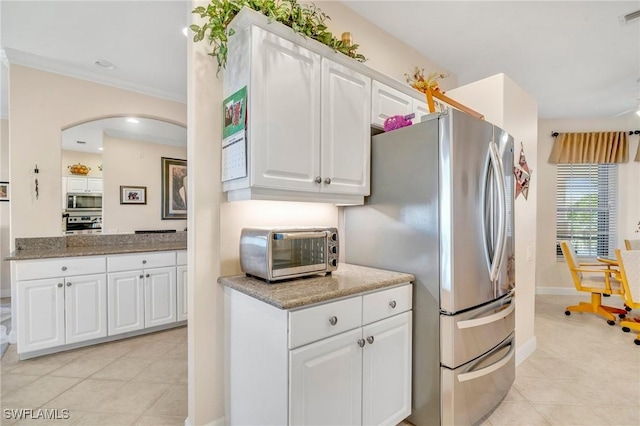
[7,233,187,261]
[218,263,415,310]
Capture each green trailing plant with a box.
[191,0,366,75]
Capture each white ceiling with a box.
[1,1,639,120]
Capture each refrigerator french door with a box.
[344,108,515,426]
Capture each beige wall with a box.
[61,150,103,178]
[536,117,640,291]
[188,1,457,424]
[7,65,186,243]
[1,118,9,296]
[102,135,187,234]
[448,73,539,362]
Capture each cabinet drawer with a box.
[177,250,187,266]
[362,284,412,325]
[15,256,106,281]
[289,296,362,349]
[107,251,175,272]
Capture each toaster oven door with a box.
[271,232,328,278]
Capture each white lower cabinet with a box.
[226,283,412,426]
[177,265,188,321]
[17,273,107,353]
[107,266,176,336]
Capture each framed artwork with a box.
[0,182,8,202]
[161,157,187,220]
[120,186,147,205]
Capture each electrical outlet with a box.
[526,246,533,261]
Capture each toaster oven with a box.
[239,227,339,282]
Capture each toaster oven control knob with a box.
[331,246,338,254]
[331,259,338,267]
[329,316,338,326]
[314,176,322,184]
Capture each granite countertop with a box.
[6,233,187,261]
[218,263,415,309]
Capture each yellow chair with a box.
[616,249,640,345]
[624,239,640,250]
[560,241,626,325]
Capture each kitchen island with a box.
[219,264,415,426]
[6,232,187,359]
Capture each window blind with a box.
[556,164,618,259]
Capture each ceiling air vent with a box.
[621,9,640,24]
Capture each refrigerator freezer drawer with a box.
[440,293,514,369]
[441,333,515,426]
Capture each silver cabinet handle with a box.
[57,283,63,288]
[366,336,374,344]
[357,339,365,348]
[389,300,397,309]
[142,260,147,264]
[314,176,322,184]
[146,273,150,278]
[61,266,67,271]
[139,275,144,279]
[66,282,72,287]
[329,316,338,326]
[324,177,332,185]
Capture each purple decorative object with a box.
[383,114,415,132]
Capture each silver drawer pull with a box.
[66,282,72,287]
[366,336,374,344]
[139,275,144,279]
[146,273,150,278]
[142,260,147,264]
[61,266,67,271]
[357,339,365,348]
[57,283,63,288]
[389,300,397,309]
[314,176,322,184]
[329,316,338,326]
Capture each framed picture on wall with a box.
[120,186,147,204]
[161,157,187,220]
[0,182,9,202]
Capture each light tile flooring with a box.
[2,296,639,426]
[1,326,187,425]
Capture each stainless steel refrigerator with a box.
[344,109,516,426]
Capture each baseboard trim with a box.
[0,289,11,298]
[536,287,577,295]
[184,416,225,426]
[515,335,536,366]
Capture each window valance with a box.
[549,131,628,164]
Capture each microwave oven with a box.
[239,227,339,282]
[66,192,102,211]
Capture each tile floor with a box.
[1,326,187,425]
[1,296,639,426]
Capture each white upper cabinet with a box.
[66,177,102,193]
[250,27,322,192]
[371,80,414,129]
[321,59,371,196]
[412,99,430,122]
[223,21,371,205]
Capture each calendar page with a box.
[222,132,247,182]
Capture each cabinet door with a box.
[107,271,144,335]
[371,81,413,128]
[321,59,371,196]
[413,98,430,122]
[251,27,321,192]
[176,265,188,321]
[64,274,107,344]
[362,311,412,426]
[290,328,362,426]
[17,278,65,352]
[144,267,177,327]
[86,178,103,193]
[67,177,88,192]
[61,177,67,210]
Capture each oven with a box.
[65,212,102,234]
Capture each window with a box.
[556,164,618,259]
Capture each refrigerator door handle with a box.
[456,302,515,329]
[456,339,515,383]
[482,148,494,279]
[488,141,507,282]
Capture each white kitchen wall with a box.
[537,117,640,292]
[7,65,186,243]
[447,73,539,364]
[102,135,187,234]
